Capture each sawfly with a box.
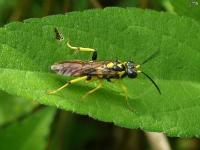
[48,28,161,110]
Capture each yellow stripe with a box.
[107,62,114,68]
[118,71,125,78]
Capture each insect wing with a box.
[51,60,86,76]
[51,60,112,77]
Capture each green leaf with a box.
[0,7,200,138]
[0,107,55,150]
[168,0,200,23]
[0,90,37,126]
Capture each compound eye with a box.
[127,69,137,78]
[127,61,135,68]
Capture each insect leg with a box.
[119,82,134,112]
[119,82,128,100]
[54,28,64,41]
[48,76,88,94]
[67,41,97,60]
[82,80,103,99]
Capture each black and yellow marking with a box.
[54,28,64,41]
[49,28,161,111]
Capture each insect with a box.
[48,28,161,110]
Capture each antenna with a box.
[141,48,160,65]
[141,71,161,94]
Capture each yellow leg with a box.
[67,41,97,60]
[119,82,134,112]
[67,41,95,52]
[120,82,128,100]
[48,76,88,94]
[82,80,103,99]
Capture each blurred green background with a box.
[0,0,200,150]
